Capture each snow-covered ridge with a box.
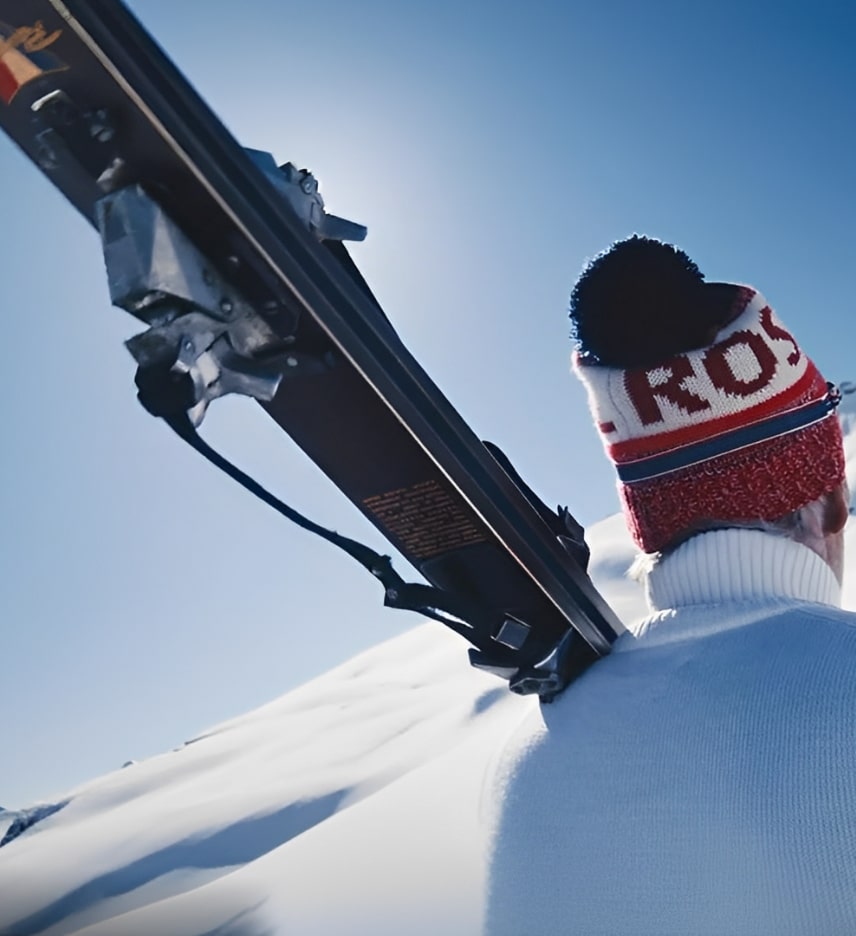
[0,801,67,849]
[1,391,854,936]
[0,519,646,936]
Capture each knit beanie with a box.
[571,236,845,554]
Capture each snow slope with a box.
[1,391,854,936]
[0,522,642,936]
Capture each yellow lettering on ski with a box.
[0,21,63,59]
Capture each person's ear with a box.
[823,483,850,536]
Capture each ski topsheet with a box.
[0,0,621,696]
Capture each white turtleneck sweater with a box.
[483,529,856,936]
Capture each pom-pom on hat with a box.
[571,236,845,554]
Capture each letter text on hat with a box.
[703,330,778,397]
[624,355,710,426]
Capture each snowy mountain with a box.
[2,391,855,936]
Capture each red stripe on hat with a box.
[606,364,824,462]
[620,415,846,553]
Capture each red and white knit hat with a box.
[575,286,845,553]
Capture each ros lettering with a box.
[624,356,710,426]
[703,330,778,397]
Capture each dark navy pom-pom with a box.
[569,235,726,367]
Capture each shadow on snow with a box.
[5,790,347,936]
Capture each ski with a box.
[0,0,621,698]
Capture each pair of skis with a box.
[0,0,620,699]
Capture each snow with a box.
[0,520,643,936]
[0,628,536,935]
[1,397,854,936]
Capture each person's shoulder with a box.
[771,601,856,630]
[756,601,856,656]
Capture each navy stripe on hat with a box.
[617,386,841,484]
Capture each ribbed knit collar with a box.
[645,528,841,612]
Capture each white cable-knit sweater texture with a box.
[484,530,856,936]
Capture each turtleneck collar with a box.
[645,528,841,613]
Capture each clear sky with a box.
[1,0,853,807]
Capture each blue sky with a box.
[1,0,853,807]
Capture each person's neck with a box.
[645,528,841,612]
